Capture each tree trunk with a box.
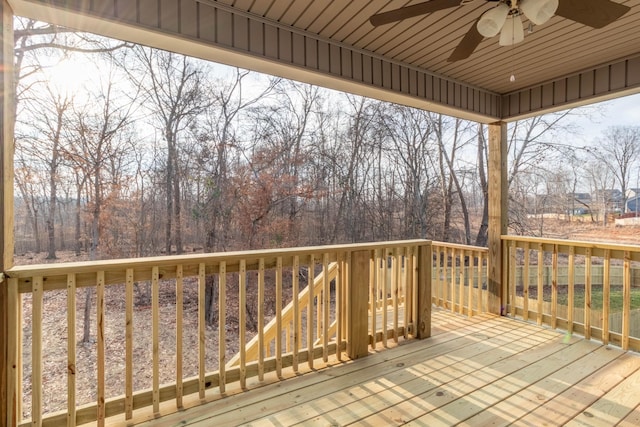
[74,185,82,256]
[172,151,183,254]
[165,137,173,254]
[204,230,218,325]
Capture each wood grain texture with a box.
[488,122,507,315]
[132,309,640,427]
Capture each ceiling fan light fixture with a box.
[499,14,524,46]
[520,0,559,25]
[477,3,510,38]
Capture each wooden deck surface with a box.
[134,309,640,427]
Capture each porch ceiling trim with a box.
[503,55,640,121]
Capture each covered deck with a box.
[140,309,640,427]
[3,1,640,427]
[4,238,640,426]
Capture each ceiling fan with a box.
[369,0,631,62]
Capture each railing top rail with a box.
[6,239,430,279]
[501,235,640,252]
[432,241,489,253]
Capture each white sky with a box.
[569,93,640,142]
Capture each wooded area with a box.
[13,18,640,262]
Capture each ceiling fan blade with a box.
[370,0,463,26]
[448,19,484,62]
[556,0,630,29]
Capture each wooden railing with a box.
[502,236,640,352]
[431,241,489,316]
[3,240,430,427]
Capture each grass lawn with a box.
[556,286,640,312]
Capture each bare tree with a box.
[195,69,276,325]
[127,47,210,255]
[592,126,640,212]
[331,95,379,243]
[65,77,134,342]
[432,115,475,243]
[247,80,319,245]
[382,104,437,239]
[18,88,73,258]
[585,160,616,226]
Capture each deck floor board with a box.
[133,309,640,427]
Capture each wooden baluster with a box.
[336,253,343,360]
[97,271,106,425]
[257,258,265,381]
[151,267,159,415]
[467,251,473,317]
[585,248,592,340]
[410,246,418,334]
[442,247,449,309]
[67,274,76,426]
[509,241,516,317]
[502,239,509,315]
[7,278,20,427]
[369,251,376,348]
[476,252,483,314]
[523,243,530,321]
[198,263,206,399]
[537,243,543,326]
[393,248,399,342]
[458,250,464,315]
[175,265,183,407]
[568,246,575,334]
[436,247,443,307]
[239,260,247,388]
[276,257,283,376]
[292,255,300,369]
[322,253,329,362]
[551,245,558,329]
[316,262,322,343]
[450,249,457,312]
[381,250,388,347]
[32,276,43,426]
[125,269,134,418]
[403,248,410,340]
[602,249,611,345]
[219,262,227,392]
[623,250,631,351]
[307,254,314,369]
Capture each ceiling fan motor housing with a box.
[477,0,558,44]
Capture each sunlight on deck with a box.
[137,309,640,427]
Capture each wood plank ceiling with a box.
[212,0,640,97]
[7,0,640,122]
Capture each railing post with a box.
[346,250,370,359]
[415,243,432,339]
[1,282,8,427]
[0,1,14,426]
[488,122,507,315]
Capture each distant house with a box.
[567,192,591,215]
[594,189,623,213]
[627,195,640,213]
[627,188,640,199]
